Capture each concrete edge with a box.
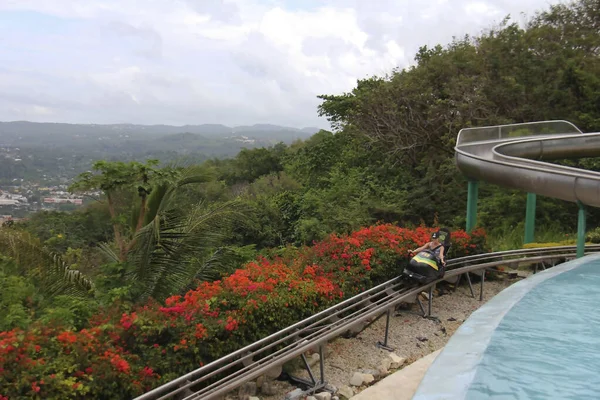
[350,349,442,400]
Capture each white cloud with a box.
[0,0,565,128]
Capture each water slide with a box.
[456,120,600,206]
[455,120,600,246]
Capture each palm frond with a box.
[143,182,170,226]
[125,199,250,302]
[141,165,216,228]
[97,242,120,264]
[185,200,248,238]
[192,247,239,281]
[173,165,216,188]
[0,229,95,299]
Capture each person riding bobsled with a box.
[404,230,448,284]
[410,231,447,267]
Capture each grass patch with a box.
[486,221,575,251]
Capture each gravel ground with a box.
[230,269,531,400]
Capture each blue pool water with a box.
[412,254,600,400]
[466,257,600,399]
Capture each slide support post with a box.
[577,201,586,258]
[466,180,479,233]
[524,192,537,244]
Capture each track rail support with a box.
[288,350,328,395]
[416,298,426,317]
[479,269,485,301]
[428,285,434,316]
[376,308,394,352]
[466,272,475,298]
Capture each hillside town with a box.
[0,184,96,221]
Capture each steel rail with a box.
[162,279,413,400]
[135,245,600,400]
[138,248,555,398]
[174,281,416,400]
[186,252,596,400]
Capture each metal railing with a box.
[456,120,583,147]
[135,245,600,400]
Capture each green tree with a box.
[69,159,172,261]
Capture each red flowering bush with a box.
[0,224,487,399]
[0,324,160,399]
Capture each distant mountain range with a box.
[0,120,321,158]
[0,121,322,184]
[0,121,320,147]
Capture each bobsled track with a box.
[134,245,600,400]
[137,120,600,400]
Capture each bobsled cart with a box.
[402,228,451,285]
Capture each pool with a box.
[412,253,600,400]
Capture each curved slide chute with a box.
[455,120,600,255]
[455,120,600,206]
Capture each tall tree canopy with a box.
[317,0,600,230]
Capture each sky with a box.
[0,0,564,129]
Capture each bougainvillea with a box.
[0,224,487,399]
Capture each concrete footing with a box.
[350,349,442,400]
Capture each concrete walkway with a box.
[350,349,442,400]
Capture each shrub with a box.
[586,227,600,244]
[0,224,487,399]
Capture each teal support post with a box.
[524,193,537,244]
[466,180,479,233]
[577,201,586,258]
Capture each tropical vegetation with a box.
[1,0,599,398]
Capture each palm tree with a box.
[92,164,247,301]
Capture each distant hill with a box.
[0,121,319,147]
[0,121,321,184]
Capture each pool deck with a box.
[350,349,442,400]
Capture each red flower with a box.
[0,222,486,399]
[103,351,130,374]
[194,324,208,339]
[158,305,186,315]
[140,366,154,378]
[224,317,239,332]
[56,331,77,344]
[165,295,181,306]
[120,312,137,330]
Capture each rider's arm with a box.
[439,246,446,265]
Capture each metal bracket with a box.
[287,345,327,395]
[465,272,475,298]
[428,285,434,316]
[376,308,395,352]
[479,269,485,301]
